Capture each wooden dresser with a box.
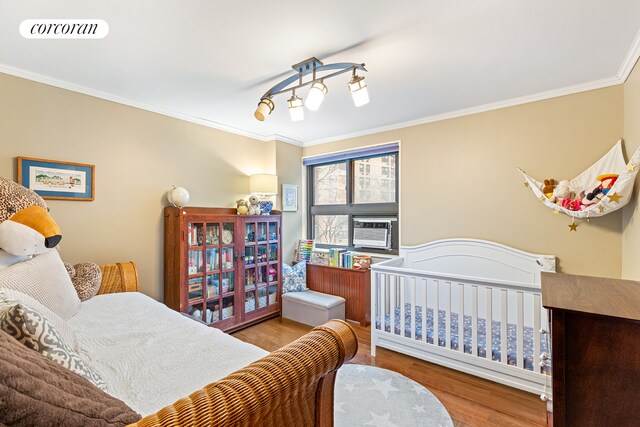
[541,272,640,427]
[306,263,370,326]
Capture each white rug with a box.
[335,364,454,427]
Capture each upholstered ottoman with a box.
[282,290,346,327]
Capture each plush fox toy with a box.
[0,177,101,300]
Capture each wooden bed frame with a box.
[98,262,358,427]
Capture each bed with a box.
[370,239,555,395]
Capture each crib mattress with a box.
[376,304,550,372]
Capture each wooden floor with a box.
[232,317,547,427]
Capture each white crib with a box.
[370,239,556,395]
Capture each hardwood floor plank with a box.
[232,317,547,427]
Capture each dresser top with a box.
[541,272,640,321]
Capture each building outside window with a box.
[305,144,399,253]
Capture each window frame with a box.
[307,151,399,254]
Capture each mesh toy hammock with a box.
[518,139,640,219]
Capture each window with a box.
[307,149,399,253]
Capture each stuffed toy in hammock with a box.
[519,140,640,219]
[0,177,101,300]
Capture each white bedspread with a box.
[67,292,267,416]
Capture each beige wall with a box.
[275,140,303,263]
[622,60,640,279]
[0,72,283,300]
[304,86,624,278]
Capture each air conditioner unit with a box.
[353,218,393,250]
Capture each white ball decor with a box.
[167,185,190,208]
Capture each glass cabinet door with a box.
[197,220,236,326]
[186,222,204,321]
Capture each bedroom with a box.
[1,1,640,426]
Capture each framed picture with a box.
[282,184,298,211]
[17,157,95,201]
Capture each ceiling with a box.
[1,1,640,146]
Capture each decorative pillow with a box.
[282,261,308,293]
[0,249,81,319]
[0,329,141,426]
[0,287,79,351]
[0,300,108,392]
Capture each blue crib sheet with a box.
[376,304,550,373]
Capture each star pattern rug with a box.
[335,364,454,426]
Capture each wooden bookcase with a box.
[541,272,640,426]
[164,206,282,332]
[306,263,370,326]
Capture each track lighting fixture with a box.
[253,57,368,122]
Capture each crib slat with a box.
[516,291,524,368]
[533,293,541,372]
[434,280,440,347]
[422,278,428,345]
[400,275,406,338]
[500,289,508,364]
[485,287,493,361]
[457,283,464,352]
[390,275,396,335]
[471,285,478,356]
[445,282,451,350]
[410,276,416,340]
[380,273,385,331]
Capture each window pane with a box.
[313,162,347,205]
[354,155,396,203]
[313,215,348,245]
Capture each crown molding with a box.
[617,28,640,82]
[304,76,622,147]
[0,63,277,143]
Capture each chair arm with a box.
[97,262,139,294]
[130,319,358,427]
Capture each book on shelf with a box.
[329,248,347,267]
[310,248,330,266]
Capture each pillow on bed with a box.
[0,300,108,392]
[0,288,79,351]
[0,249,81,319]
[282,261,308,293]
[0,328,141,426]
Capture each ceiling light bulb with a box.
[306,81,328,111]
[288,94,304,121]
[254,97,275,121]
[348,75,369,107]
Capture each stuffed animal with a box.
[64,261,102,301]
[236,199,249,215]
[542,179,556,198]
[551,180,571,204]
[582,174,619,207]
[248,195,261,215]
[0,177,102,301]
[0,177,61,267]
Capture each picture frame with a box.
[282,184,298,211]
[17,157,95,201]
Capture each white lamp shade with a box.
[348,76,370,107]
[254,98,274,121]
[250,174,278,195]
[306,81,328,111]
[287,94,304,121]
